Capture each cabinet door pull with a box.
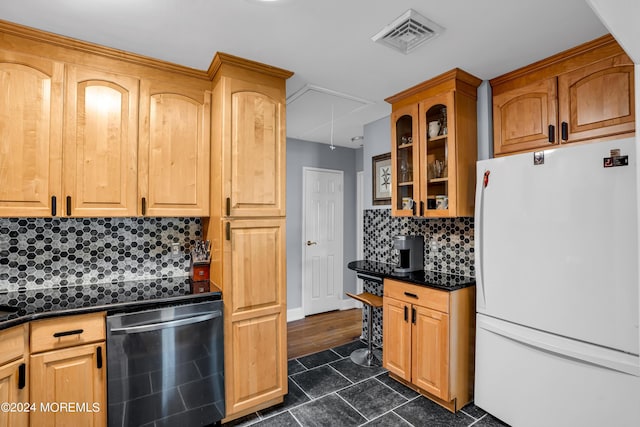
[51,196,57,216]
[411,307,416,324]
[404,305,408,322]
[53,329,84,338]
[548,125,555,143]
[561,122,568,142]
[420,201,424,216]
[404,292,418,299]
[66,196,71,216]
[96,346,103,369]
[225,222,231,241]
[141,197,147,216]
[18,363,26,389]
[412,202,416,216]
[226,197,231,216]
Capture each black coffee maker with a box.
[391,235,424,274]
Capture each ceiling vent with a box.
[371,9,444,54]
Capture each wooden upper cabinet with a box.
[0,51,63,217]
[138,79,211,216]
[390,103,420,217]
[64,65,139,217]
[558,53,635,143]
[493,78,558,155]
[492,35,635,156]
[228,84,285,217]
[386,69,480,218]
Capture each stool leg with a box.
[349,303,380,367]
[366,304,374,364]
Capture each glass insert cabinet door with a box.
[390,103,419,216]
[419,91,455,217]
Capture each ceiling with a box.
[0,0,610,148]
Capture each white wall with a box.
[285,138,358,320]
[363,116,392,210]
[477,81,493,160]
[585,0,640,371]
[587,0,640,62]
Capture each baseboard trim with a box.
[287,307,305,322]
[287,300,362,323]
[341,299,362,310]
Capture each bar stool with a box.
[346,292,383,367]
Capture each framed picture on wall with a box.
[372,152,391,205]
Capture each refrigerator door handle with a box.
[478,315,640,377]
[475,170,489,309]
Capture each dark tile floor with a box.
[223,340,509,427]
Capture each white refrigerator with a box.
[474,138,640,427]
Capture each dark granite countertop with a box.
[0,277,222,331]
[348,260,475,291]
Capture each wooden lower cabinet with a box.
[383,279,474,412]
[226,312,286,414]
[29,312,106,427]
[221,219,287,420]
[30,342,106,427]
[412,305,450,399]
[0,358,29,427]
[0,324,29,427]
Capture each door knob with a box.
[306,241,317,246]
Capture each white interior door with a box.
[303,168,344,315]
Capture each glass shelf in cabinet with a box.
[397,143,414,149]
[427,134,447,143]
[427,177,449,184]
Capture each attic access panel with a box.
[286,84,374,142]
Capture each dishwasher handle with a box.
[110,311,221,335]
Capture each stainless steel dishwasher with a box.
[106,300,224,427]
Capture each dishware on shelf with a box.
[400,135,413,146]
[399,159,412,182]
[402,197,414,210]
[428,121,441,138]
[435,195,448,210]
[428,160,446,179]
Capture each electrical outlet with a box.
[170,243,180,258]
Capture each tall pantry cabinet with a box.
[206,53,293,421]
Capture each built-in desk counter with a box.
[348,260,475,291]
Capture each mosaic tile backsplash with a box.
[0,217,201,292]
[360,209,474,346]
[363,209,474,276]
